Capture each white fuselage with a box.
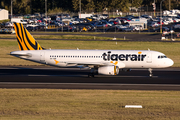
[10,49,174,69]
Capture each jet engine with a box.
[98,66,119,75]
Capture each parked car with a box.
[174,23,180,29]
[56,21,67,26]
[153,27,169,32]
[5,22,13,28]
[123,26,136,32]
[70,19,80,24]
[7,28,15,34]
[26,23,39,27]
[0,23,5,28]
[91,15,100,20]
[94,22,108,28]
[58,26,77,32]
[141,14,152,19]
[150,22,159,27]
[26,26,38,31]
[125,15,134,19]
[75,23,96,31]
[0,28,5,34]
[3,28,9,34]
[0,28,14,34]
[134,25,143,31]
[100,14,109,19]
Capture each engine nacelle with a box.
[98,66,119,75]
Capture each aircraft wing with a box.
[58,61,126,68]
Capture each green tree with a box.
[72,0,79,12]
[163,0,179,10]
[95,0,109,12]
[86,0,95,12]
[132,0,143,8]
[109,0,129,12]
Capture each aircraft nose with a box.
[167,58,174,67]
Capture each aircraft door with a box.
[146,53,152,63]
[40,51,45,63]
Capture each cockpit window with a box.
[158,55,167,59]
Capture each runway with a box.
[0,66,180,90]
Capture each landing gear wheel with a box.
[149,73,153,78]
[88,73,94,78]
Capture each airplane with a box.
[10,23,174,77]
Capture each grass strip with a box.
[34,35,125,40]
[0,89,179,120]
[31,31,162,35]
[0,35,126,40]
[0,40,180,67]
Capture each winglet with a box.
[13,23,44,50]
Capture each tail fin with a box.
[13,23,44,50]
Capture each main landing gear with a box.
[148,68,153,77]
[88,68,97,78]
[88,73,94,78]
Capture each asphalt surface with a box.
[0,66,180,90]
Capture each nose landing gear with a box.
[149,68,153,77]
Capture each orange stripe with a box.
[14,23,23,50]
[114,66,116,75]
[18,23,28,50]
[22,26,35,50]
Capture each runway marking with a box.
[20,74,159,78]
[0,82,180,87]
[27,75,87,77]
[96,75,158,78]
